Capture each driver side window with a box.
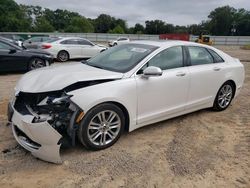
[147,46,183,70]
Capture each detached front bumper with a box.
[8,103,62,163]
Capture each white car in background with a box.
[108,37,130,47]
[8,41,244,163]
[41,37,107,62]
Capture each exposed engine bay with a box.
[14,91,79,147]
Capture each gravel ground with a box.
[0,47,249,188]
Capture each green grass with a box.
[241,44,250,50]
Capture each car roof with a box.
[58,37,88,40]
[130,40,213,48]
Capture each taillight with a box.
[42,44,52,49]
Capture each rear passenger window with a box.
[188,46,213,65]
[208,49,224,63]
[78,39,93,46]
[60,40,78,45]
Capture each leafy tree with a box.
[208,6,236,35]
[108,25,125,34]
[2,0,250,36]
[233,8,250,36]
[133,23,145,34]
[164,24,175,33]
[0,0,31,31]
[65,17,94,33]
[94,14,116,33]
[145,20,166,34]
[34,16,54,32]
[115,18,127,32]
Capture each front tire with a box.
[213,82,235,111]
[28,57,46,70]
[78,103,125,150]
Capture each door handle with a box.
[176,72,186,77]
[213,67,221,71]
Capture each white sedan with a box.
[41,37,107,62]
[8,41,244,163]
[108,37,130,47]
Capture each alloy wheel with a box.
[30,58,45,70]
[58,51,69,62]
[87,110,121,146]
[218,84,233,108]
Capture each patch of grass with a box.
[241,44,250,50]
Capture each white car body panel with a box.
[135,67,190,125]
[9,40,245,163]
[11,108,62,163]
[69,78,138,130]
[108,37,130,46]
[15,63,123,93]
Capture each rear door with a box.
[77,39,100,58]
[25,37,42,49]
[185,46,227,109]
[60,39,82,58]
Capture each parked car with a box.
[0,36,19,46]
[8,41,244,163]
[22,36,54,49]
[41,37,107,62]
[0,38,54,72]
[0,34,24,47]
[108,37,130,47]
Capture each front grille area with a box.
[14,91,62,115]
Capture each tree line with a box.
[1,0,250,36]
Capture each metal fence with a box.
[190,35,250,45]
[1,32,250,45]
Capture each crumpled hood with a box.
[15,62,123,93]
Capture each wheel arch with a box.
[107,101,130,132]
[81,100,131,133]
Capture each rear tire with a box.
[28,57,46,70]
[57,50,69,62]
[77,103,125,150]
[213,81,235,111]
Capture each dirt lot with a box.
[0,46,249,188]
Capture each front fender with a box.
[68,78,137,131]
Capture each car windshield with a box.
[85,43,158,73]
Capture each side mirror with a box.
[9,49,17,54]
[142,66,163,78]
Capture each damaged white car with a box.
[8,41,245,163]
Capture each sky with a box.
[15,0,250,26]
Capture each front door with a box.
[135,46,190,125]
